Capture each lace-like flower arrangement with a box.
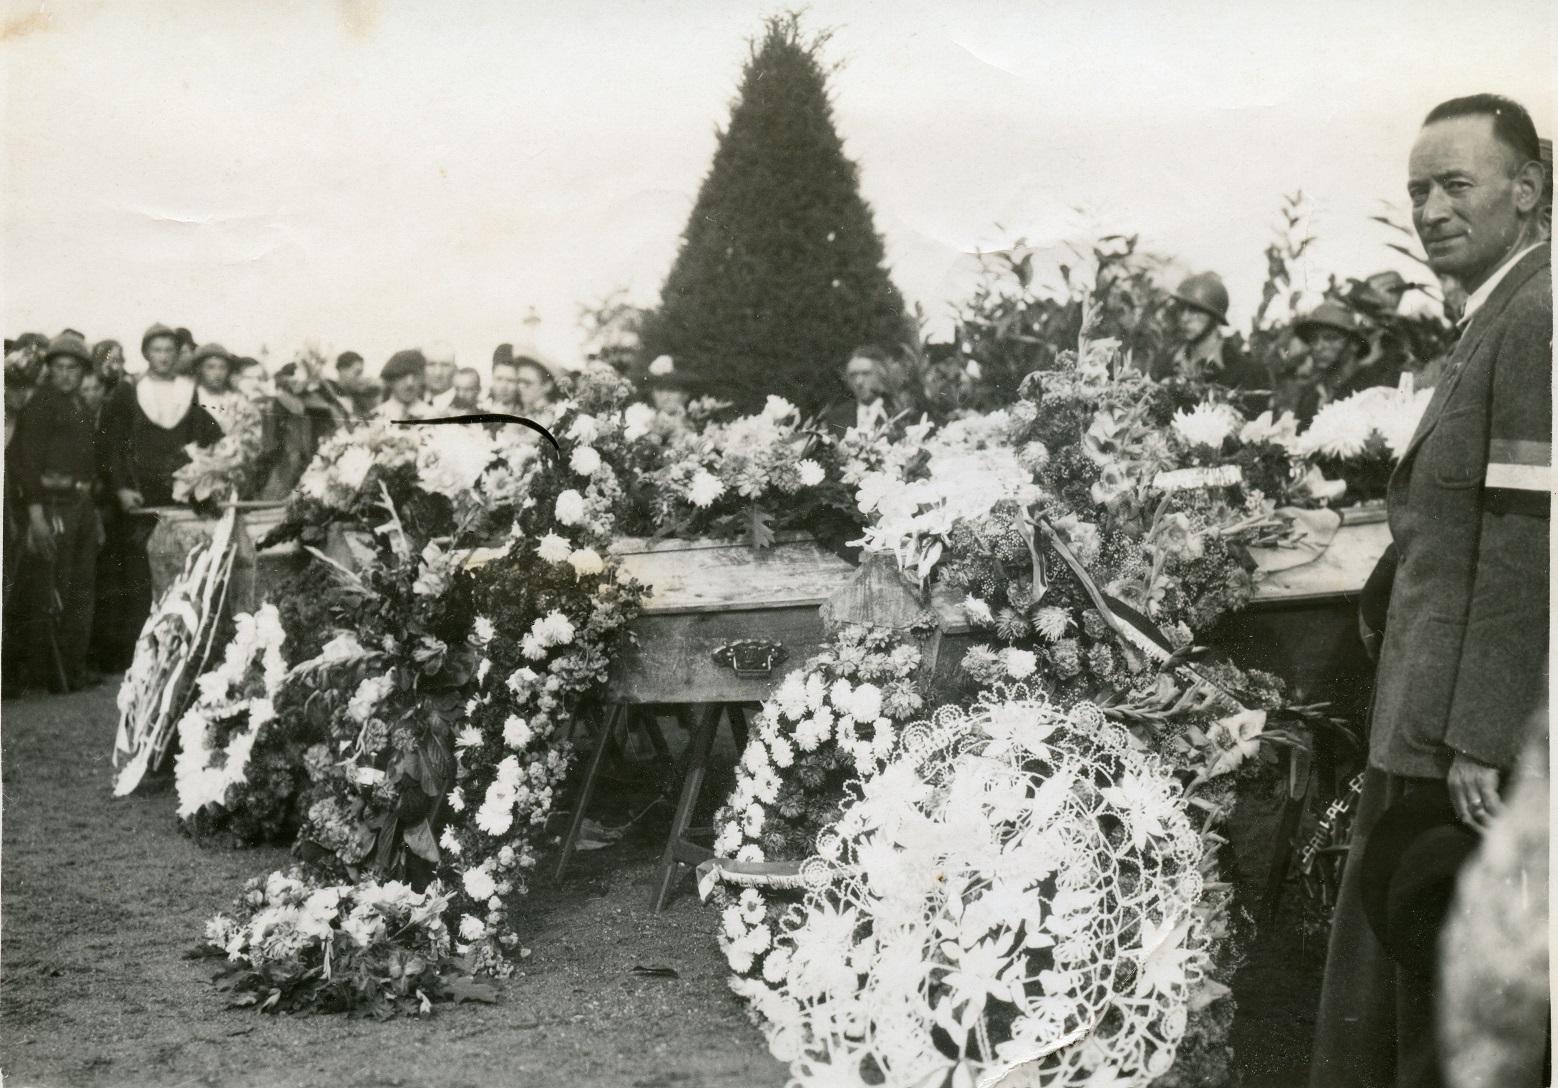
[732,685,1209,1088]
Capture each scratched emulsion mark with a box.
[394,413,561,454]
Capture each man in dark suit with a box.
[819,346,895,438]
[1311,94,1550,1088]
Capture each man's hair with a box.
[1424,94,1542,167]
[92,339,122,362]
[847,345,892,366]
[491,357,518,375]
[275,362,299,380]
[60,327,86,340]
[337,350,364,369]
[455,366,480,382]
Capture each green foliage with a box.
[638,13,913,412]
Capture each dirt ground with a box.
[1,683,1322,1088]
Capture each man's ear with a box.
[1512,158,1545,214]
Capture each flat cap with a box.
[381,348,427,384]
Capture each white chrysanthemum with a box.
[1004,648,1039,679]
[570,446,602,477]
[1296,395,1375,460]
[1034,606,1072,642]
[687,470,725,509]
[846,683,883,724]
[1238,409,1300,449]
[536,533,571,564]
[567,548,605,579]
[503,715,533,749]
[797,459,825,487]
[462,866,497,901]
[828,678,854,711]
[567,415,600,445]
[455,726,483,749]
[648,355,674,376]
[459,914,486,941]
[623,402,656,441]
[417,426,495,496]
[962,595,995,626]
[762,395,798,421]
[554,489,587,526]
[768,735,795,769]
[520,633,547,660]
[347,673,395,724]
[535,610,575,646]
[439,827,462,856]
[335,444,374,493]
[1171,402,1242,449]
[471,616,496,645]
[447,787,465,812]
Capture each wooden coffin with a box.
[604,533,857,704]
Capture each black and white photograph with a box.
[1,2,1551,1086]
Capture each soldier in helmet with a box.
[1159,272,1269,406]
[1274,300,1382,423]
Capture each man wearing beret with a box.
[1311,94,1551,1088]
[375,349,431,422]
[6,334,102,690]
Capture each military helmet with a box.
[1295,300,1369,351]
[1171,272,1230,324]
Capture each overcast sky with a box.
[2,0,1551,373]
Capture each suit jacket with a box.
[1369,246,1551,777]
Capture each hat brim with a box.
[45,348,91,367]
[1171,295,1229,325]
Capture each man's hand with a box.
[1448,750,1504,832]
[117,488,144,513]
[25,509,56,561]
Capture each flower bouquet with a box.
[1293,383,1433,504]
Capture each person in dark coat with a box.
[1310,93,1551,1088]
[7,335,103,690]
[94,323,222,666]
[1273,300,1382,423]
[819,346,898,438]
[1155,272,1270,411]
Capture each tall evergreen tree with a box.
[640,14,913,412]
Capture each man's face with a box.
[1175,306,1214,344]
[514,367,548,409]
[1309,329,1352,369]
[145,337,179,377]
[80,373,106,411]
[390,373,424,404]
[281,370,310,396]
[844,357,882,403]
[426,356,456,395]
[101,347,125,380]
[338,360,363,384]
[490,363,518,406]
[452,371,481,410]
[1409,115,1539,289]
[48,356,84,396]
[197,355,231,392]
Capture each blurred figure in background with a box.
[1273,301,1377,423]
[424,342,458,411]
[78,370,108,423]
[8,334,102,691]
[487,355,520,413]
[96,323,222,667]
[511,355,559,426]
[173,327,197,375]
[449,366,482,412]
[330,351,379,418]
[820,346,894,437]
[192,344,244,433]
[92,339,126,391]
[375,349,429,422]
[257,361,334,499]
[1159,272,1267,404]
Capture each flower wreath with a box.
[729,685,1211,1088]
[174,604,290,825]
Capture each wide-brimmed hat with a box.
[381,348,427,384]
[44,333,92,368]
[141,323,179,359]
[1296,301,1369,352]
[190,342,234,367]
[511,351,561,383]
[1360,782,1480,979]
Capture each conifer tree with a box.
[640,13,913,412]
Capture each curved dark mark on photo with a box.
[396,413,561,453]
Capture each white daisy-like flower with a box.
[569,446,602,477]
[1171,401,1242,449]
[846,683,882,724]
[439,827,462,856]
[567,414,600,444]
[536,610,575,646]
[1004,648,1039,679]
[687,470,725,509]
[714,822,742,856]
[536,533,571,564]
[455,726,483,749]
[768,735,795,769]
[520,633,547,661]
[462,866,497,901]
[447,787,465,812]
[648,355,674,377]
[623,402,656,441]
[458,914,486,941]
[762,395,797,421]
[1033,606,1071,642]
[471,616,496,644]
[796,459,825,487]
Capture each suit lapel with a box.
[1396,248,1551,467]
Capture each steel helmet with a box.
[1171,272,1230,324]
[1296,300,1368,351]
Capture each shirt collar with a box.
[1460,242,1542,327]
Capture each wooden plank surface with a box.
[606,606,830,703]
[1248,520,1391,606]
[608,534,855,616]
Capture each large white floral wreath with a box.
[174,604,289,819]
[723,686,1210,1088]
